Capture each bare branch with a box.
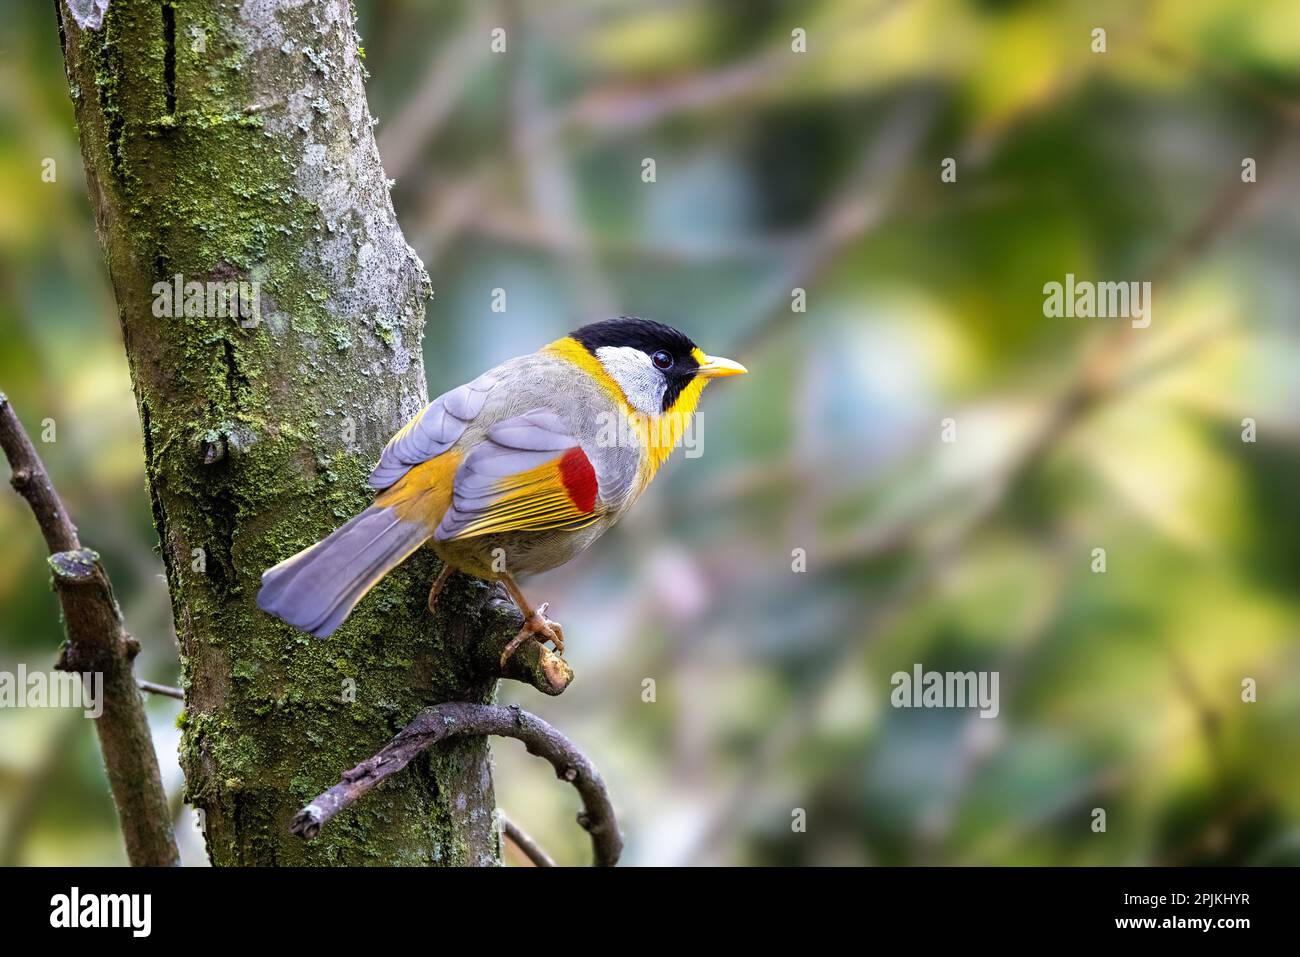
[0,393,78,553]
[545,0,907,144]
[138,680,184,701]
[0,392,178,867]
[496,638,574,696]
[500,812,556,868]
[438,578,575,696]
[292,702,621,866]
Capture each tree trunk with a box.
[56,0,504,865]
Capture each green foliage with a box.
[2,0,1298,866]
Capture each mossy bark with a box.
[56,0,502,865]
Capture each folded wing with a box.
[368,370,500,490]
[434,408,602,541]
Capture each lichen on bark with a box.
[57,0,503,865]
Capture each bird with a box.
[256,317,747,665]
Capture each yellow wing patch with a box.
[374,449,462,527]
[437,454,602,541]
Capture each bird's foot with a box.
[427,564,454,613]
[499,602,565,667]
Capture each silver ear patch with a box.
[594,346,667,416]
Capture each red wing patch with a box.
[558,447,598,514]
[434,409,603,542]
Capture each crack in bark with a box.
[161,2,175,117]
[90,10,125,180]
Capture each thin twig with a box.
[408,0,910,266]
[500,812,556,867]
[0,392,179,867]
[292,702,621,866]
[0,394,78,553]
[543,0,908,144]
[138,680,184,701]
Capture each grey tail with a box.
[256,506,430,638]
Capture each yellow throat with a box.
[545,336,709,488]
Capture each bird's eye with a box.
[651,350,674,371]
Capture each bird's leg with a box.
[498,573,565,667]
[427,563,455,613]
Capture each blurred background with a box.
[2,0,1299,866]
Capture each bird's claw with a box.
[537,606,565,655]
[499,605,565,668]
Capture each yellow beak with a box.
[697,354,748,379]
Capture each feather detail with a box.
[256,506,430,638]
[374,448,462,524]
[368,370,498,489]
[559,446,599,513]
[435,409,603,542]
[255,450,462,638]
[545,334,708,490]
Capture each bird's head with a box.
[559,316,747,421]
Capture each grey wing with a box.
[367,369,501,490]
[433,408,602,542]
